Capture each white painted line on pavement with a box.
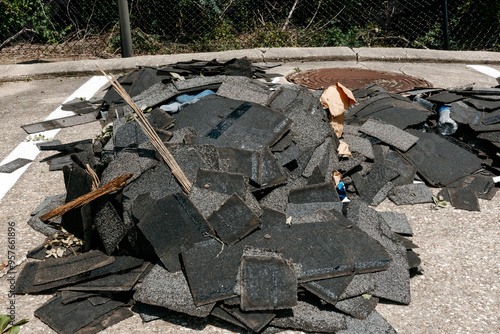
[0,76,109,201]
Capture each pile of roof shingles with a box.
[16,60,499,334]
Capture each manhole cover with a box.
[287,68,432,92]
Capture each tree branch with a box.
[0,28,36,51]
[282,0,300,31]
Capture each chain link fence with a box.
[0,0,498,61]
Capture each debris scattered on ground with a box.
[16,59,499,334]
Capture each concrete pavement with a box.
[1,47,500,82]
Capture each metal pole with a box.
[442,0,450,50]
[118,0,133,58]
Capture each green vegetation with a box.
[0,314,28,334]
[0,0,498,55]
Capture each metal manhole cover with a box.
[287,68,432,92]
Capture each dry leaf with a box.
[320,82,356,138]
[337,140,352,156]
[332,171,342,186]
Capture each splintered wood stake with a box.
[40,173,133,221]
[97,65,192,194]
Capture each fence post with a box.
[442,0,450,50]
[118,0,133,58]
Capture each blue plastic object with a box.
[176,89,215,103]
[337,181,347,200]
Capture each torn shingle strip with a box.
[34,251,115,285]
[388,184,433,205]
[134,264,215,318]
[402,130,482,187]
[240,248,297,311]
[359,118,419,152]
[378,211,413,236]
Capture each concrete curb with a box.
[1,47,499,82]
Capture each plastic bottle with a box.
[413,96,436,111]
[437,106,458,135]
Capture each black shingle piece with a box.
[16,257,144,294]
[407,250,421,269]
[240,248,297,311]
[60,291,96,305]
[61,164,94,243]
[61,262,150,292]
[273,142,301,167]
[128,68,165,98]
[335,295,378,320]
[28,194,64,236]
[388,184,433,205]
[270,300,347,332]
[216,76,277,105]
[168,143,214,181]
[211,307,248,329]
[0,158,32,173]
[426,91,464,104]
[346,93,431,129]
[402,130,482,186]
[217,146,262,184]
[80,307,134,334]
[378,211,413,236]
[189,169,262,218]
[343,201,410,304]
[121,161,182,224]
[268,86,300,111]
[353,164,399,205]
[259,147,288,189]
[34,251,115,285]
[34,294,125,334]
[477,130,500,143]
[245,211,391,282]
[359,118,419,152]
[100,150,143,185]
[288,182,340,204]
[338,273,376,300]
[482,109,500,125]
[301,275,354,306]
[337,155,366,175]
[286,202,343,217]
[173,75,225,91]
[182,239,243,306]
[93,199,128,255]
[467,97,500,111]
[219,305,276,332]
[258,175,309,212]
[438,187,480,211]
[302,136,337,179]
[148,107,175,129]
[134,192,213,272]
[195,102,293,151]
[208,194,261,246]
[173,95,242,136]
[383,151,417,186]
[132,82,178,107]
[270,132,294,152]
[284,100,333,154]
[134,264,215,317]
[337,310,397,334]
[133,302,171,322]
[21,112,99,134]
[450,101,483,124]
[342,134,375,160]
[457,175,497,200]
